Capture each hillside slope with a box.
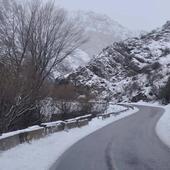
[54,11,136,77]
[60,21,170,102]
[76,11,136,56]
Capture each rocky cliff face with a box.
[60,21,170,103]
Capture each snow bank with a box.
[127,101,170,149]
[130,101,161,107]
[0,106,138,170]
[156,105,170,148]
[106,104,125,113]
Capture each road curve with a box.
[50,105,170,170]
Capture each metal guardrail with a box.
[0,103,134,151]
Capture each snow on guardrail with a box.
[0,105,139,170]
[0,104,131,151]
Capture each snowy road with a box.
[50,105,170,170]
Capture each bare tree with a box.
[0,0,86,133]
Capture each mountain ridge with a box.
[58,21,170,103]
[54,10,137,77]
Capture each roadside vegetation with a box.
[158,77,170,104]
[0,0,88,134]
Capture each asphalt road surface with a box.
[50,105,170,170]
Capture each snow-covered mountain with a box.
[59,21,170,103]
[75,10,136,57]
[54,11,137,77]
[53,49,90,77]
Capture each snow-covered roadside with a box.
[156,105,170,148]
[125,101,170,149]
[0,107,138,170]
[106,104,126,113]
[129,101,162,107]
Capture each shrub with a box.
[51,84,97,120]
[158,77,170,104]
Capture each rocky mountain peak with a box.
[72,10,138,56]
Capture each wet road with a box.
[50,105,170,170]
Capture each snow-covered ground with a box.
[156,105,170,148]
[0,106,138,170]
[129,101,170,149]
[106,104,126,113]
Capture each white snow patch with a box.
[129,101,162,107]
[105,104,125,113]
[159,54,170,65]
[156,105,170,148]
[127,101,170,149]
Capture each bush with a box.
[158,77,170,104]
[51,84,97,120]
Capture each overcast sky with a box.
[57,0,170,31]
